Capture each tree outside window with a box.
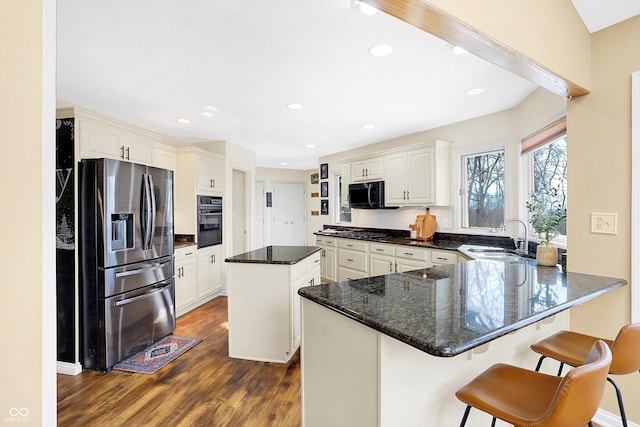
[463,150,505,229]
[531,134,567,236]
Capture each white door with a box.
[272,182,306,246]
[254,180,265,249]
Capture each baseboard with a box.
[57,361,82,376]
[594,408,639,427]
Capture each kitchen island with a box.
[226,246,321,363]
[298,259,626,426]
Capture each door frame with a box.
[631,71,639,322]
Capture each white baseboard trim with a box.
[594,407,639,427]
[56,361,82,376]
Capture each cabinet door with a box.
[406,147,434,204]
[351,160,367,182]
[79,118,122,160]
[396,258,429,273]
[175,259,197,314]
[211,246,224,294]
[324,246,337,282]
[196,153,224,194]
[385,152,408,206]
[197,249,215,299]
[156,144,177,170]
[365,158,384,180]
[370,254,395,276]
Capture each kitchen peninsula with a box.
[226,246,321,363]
[298,259,626,426]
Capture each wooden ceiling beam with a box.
[361,0,589,98]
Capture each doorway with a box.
[232,169,248,255]
[254,180,266,249]
[272,182,306,246]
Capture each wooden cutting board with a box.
[410,208,436,240]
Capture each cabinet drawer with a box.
[395,247,429,261]
[338,267,368,281]
[369,243,395,256]
[338,239,368,252]
[431,250,458,264]
[338,248,368,271]
[175,246,196,261]
[323,237,337,247]
[315,236,325,245]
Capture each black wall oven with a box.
[198,195,222,248]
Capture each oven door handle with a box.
[114,284,168,307]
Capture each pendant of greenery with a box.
[526,187,567,246]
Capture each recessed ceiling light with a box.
[201,111,214,118]
[306,144,315,149]
[287,103,303,110]
[369,44,393,57]
[355,1,378,15]
[466,88,485,96]
[363,124,375,129]
[205,105,219,112]
[450,45,467,55]
[280,162,288,166]
[176,118,191,124]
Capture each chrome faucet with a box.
[500,219,528,255]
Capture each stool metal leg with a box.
[459,405,471,427]
[534,355,546,372]
[606,377,628,427]
[556,361,565,376]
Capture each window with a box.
[462,149,505,230]
[522,117,567,241]
[334,174,351,222]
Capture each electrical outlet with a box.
[591,213,617,235]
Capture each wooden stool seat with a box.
[530,325,640,427]
[455,340,612,427]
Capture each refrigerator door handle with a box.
[148,173,156,250]
[140,173,153,250]
[114,286,164,307]
[114,260,172,278]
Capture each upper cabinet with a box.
[385,140,452,207]
[155,143,177,171]
[351,157,384,182]
[196,151,224,194]
[74,109,159,165]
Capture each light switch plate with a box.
[591,212,617,235]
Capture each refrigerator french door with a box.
[79,158,175,371]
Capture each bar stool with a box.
[455,340,611,427]
[531,324,640,427]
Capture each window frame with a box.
[455,141,511,235]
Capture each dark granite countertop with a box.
[225,245,321,265]
[299,259,626,357]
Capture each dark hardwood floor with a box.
[57,297,302,426]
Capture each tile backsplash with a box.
[346,206,454,232]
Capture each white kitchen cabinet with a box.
[155,143,177,171]
[385,141,452,207]
[197,245,224,300]
[431,250,459,266]
[395,246,432,272]
[341,163,351,208]
[196,151,224,194]
[351,157,384,182]
[369,243,396,276]
[315,236,337,282]
[175,147,225,236]
[337,238,369,281]
[227,250,321,363]
[175,246,197,317]
[76,109,157,165]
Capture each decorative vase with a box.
[536,245,558,266]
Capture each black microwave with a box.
[348,181,386,209]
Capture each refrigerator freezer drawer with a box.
[87,279,176,371]
[101,255,173,298]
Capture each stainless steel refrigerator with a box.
[79,158,175,371]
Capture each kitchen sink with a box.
[459,244,530,261]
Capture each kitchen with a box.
[3,1,640,426]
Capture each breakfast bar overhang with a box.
[298,259,626,427]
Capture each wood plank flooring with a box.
[57,297,301,426]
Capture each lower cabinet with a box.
[175,244,223,317]
[175,246,197,316]
[369,243,396,276]
[315,236,337,282]
[197,245,224,299]
[337,239,369,281]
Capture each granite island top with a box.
[225,245,321,265]
[298,259,626,357]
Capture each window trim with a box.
[455,141,511,234]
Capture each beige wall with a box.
[428,0,592,89]
[0,0,57,424]
[567,15,640,418]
